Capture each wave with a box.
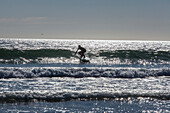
[0,48,73,59]
[0,91,169,102]
[0,48,74,64]
[0,48,169,60]
[99,50,170,61]
[0,67,169,79]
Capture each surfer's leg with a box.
[78,51,83,59]
[82,52,85,59]
[83,54,85,59]
[80,55,83,59]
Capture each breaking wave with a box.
[0,67,169,79]
[0,91,169,102]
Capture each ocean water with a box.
[0,39,170,112]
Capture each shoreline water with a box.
[1,99,170,112]
[0,76,169,103]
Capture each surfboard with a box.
[75,55,90,63]
[80,59,90,63]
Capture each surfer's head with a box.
[78,45,81,48]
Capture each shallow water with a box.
[1,99,170,113]
[0,77,169,102]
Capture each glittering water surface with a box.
[0,77,169,101]
[1,99,170,113]
[0,39,169,112]
[0,39,169,65]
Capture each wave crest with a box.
[0,91,169,102]
[0,67,169,79]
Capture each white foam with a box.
[0,66,169,79]
[0,77,169,101]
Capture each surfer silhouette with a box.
[75,45,86,60]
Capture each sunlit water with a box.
[0,39,169,112]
